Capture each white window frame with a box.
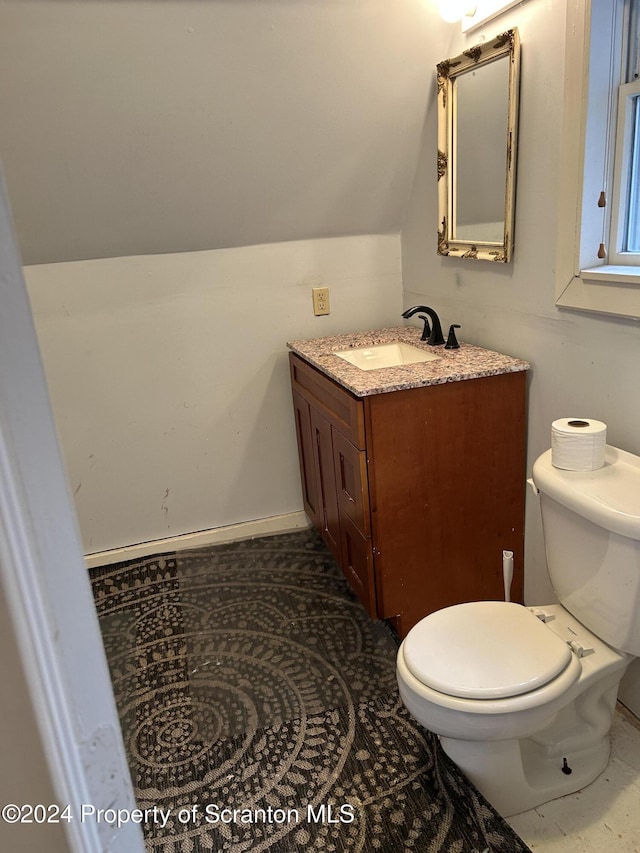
[556,0,640,319]
[609,78,640,262]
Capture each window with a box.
[609,0,640,263]
[556,0,640,319]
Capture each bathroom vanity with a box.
[288,326,529,638]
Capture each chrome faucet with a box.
[401,305,445,345]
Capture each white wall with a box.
[401,0,640,710]
[25,235,402,555]
[2,0,430,555]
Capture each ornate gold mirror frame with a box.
[437,29,520,262]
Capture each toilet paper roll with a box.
[551,418,607,471]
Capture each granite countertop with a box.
[287,326,530,397]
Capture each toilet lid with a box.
[403,602,573,700]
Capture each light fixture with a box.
[438,1,477,24]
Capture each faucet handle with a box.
[445,324,461,349]
[417,314,431,342]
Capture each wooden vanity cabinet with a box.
[289,352,526,637]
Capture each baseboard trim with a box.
[84,512,311,569]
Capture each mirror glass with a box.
[437,30,520,262]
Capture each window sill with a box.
[556,266,640,320]
[581,265,640,285]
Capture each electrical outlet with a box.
[312,286,330,316]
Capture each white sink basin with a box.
[334,341,440,371]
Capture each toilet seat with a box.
[403,601,573,700]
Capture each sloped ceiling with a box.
[0,0,450,265]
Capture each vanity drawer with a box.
[339,511,376,618]
[332,428,370,537]
[289,353,365,449]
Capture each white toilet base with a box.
[437,669,625,817]
[440,731,610,817]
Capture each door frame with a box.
[0,172,144,853]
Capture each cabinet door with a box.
[291,389,320,528]
[332,429,370,536]
[339,512,377,618]
[310,407,342,563]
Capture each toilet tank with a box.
[532,446,640,656]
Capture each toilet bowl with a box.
[397,602,630,816]
[396,445,640,817]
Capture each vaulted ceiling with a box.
[0,0,452,265]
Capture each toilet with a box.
[396,444,640,817]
